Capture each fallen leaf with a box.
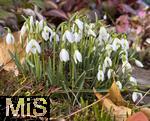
[127,112,149,121]
[140,108,150,120]
[0,31,25,71]
[94,88,131,121]
[109,81,127,106]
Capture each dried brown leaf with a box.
[94,88,132,121]
[108,81,127,106]
[0,31,25,71]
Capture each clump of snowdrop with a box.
[10,15,143,93]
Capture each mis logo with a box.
[0,97,50,120]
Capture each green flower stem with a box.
[71,44,75,89]
[53,34,56,76]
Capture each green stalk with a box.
[53,34,56,76]
[71,44,75,89]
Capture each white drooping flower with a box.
[116,81,122,90]
[73,50,82,64]
[107,69,113,79]
[121,38,129,50]
[98,27,110,41]
[103,14,107,20]
[50,32,59,42]
[85,23,96,37]
[129,76,137,85]
[132,92,142,102]
[29,16,34,32]
[74,32,82,43]
[75,19,83,31]
[135,59,144,68]
[6,33,15,44]
[20,24,27,36]
[104,57,112,67]
[39,19,44,31]
[26,39,41,54]
[97,70,104,81]
[42,26,53,41]
[59,49,69,62]
[30,16,34,25]
[62,30,74,43]
[122,61,132,73]
[111,38,121,51]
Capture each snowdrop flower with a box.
[122,62,132,73]
[42,26,53,41]
[73,50,82,64]
[85,23,96,37]
[62,30,74,43]
[103,14,107,20]
[75,19,83,31]
[98,27,110,41]
[59,49,69,62]
[135,59,144,68]
[29,16,34,32]
[129,76,137,85]
[6,33,15,44]
[39,19,44,31]
[97,70,104,81]
[104,57,112,67]
[26,39,41,54]
[30,16,34,25]
[107,69,113,79]
[111,38,121,51]
[74,32,82,43]
[20,24,26,36]
[50,32,59,42]
[116,81,122,90]
[132,92,142,102]
[121,38,129,50]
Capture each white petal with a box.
[132,92,142,102]
[135,59,144,68]
[116,81,122,90]
[97,70,104,81]
[39,19,44,31]
[107,69,113,79]
[6,33,15,44]
[74,50,82,64]
[74,32,82,42]
[20,24,26,36]
[30,16,34,25]
[59,49,69,62]
[65,30,74,43]
[42,31,49,41]
[104,57,112,67]
[122,62,132,73]
[129,77,137,85]
[75,19,83,30]
[26,39,41,54]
